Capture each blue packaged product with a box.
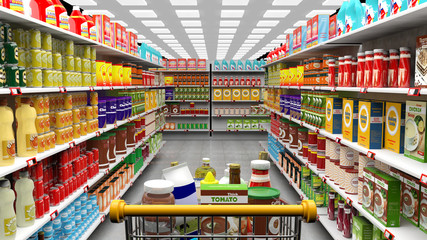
[301,26,307,50]
[311,15,330,45]
[259,59,266,66]
[229,60,236,70]
[337,0,349,36]
[222,60,229,70]
[365,0,378,25]
[80,193,88,203]
[287,34,293,56]
[53,216,62,230]
[62,219,73,235]
[86,203,92,214]
[43,221,54,238]
[378,0,390,20]
[75,212,82,225]
[245,60,252,70]
[89,195,97,210]
[60,210,69,221]
[81,207,88,219]
[280,95,286,113]
[237,60,244,70]
[214,60,221,70]
[253,60,260,70]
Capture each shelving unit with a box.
[213,70,265,73]
[212,115,269,118]
[166,115,209,118]
[165,100,210,103]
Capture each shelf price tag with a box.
[346,197,353,206]
[360,87,368,93]
[89,86,95,92]
[59,87,67,93]
[105,169,110,175]
[69,141,76,149]
[299,121,304,127]
[315,128,320,134]
[322,177,327,183]
[331,87,337,92]
[50,210,59,221]
[311,86,316,91]
[384,229,394,240]
[109,87,114,91]
[316,214,320,221]
[95,131,101,137]
[420,174,427,185]
[367,151,376,160]
[300,194,304,200]
[100,215,106,223]
[83,185,89,193]
[408,88,421,96]
[26,157,37,167]
[335,137,341,144]
[114,124,118,129]
[9,87,22,96]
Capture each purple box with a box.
[98,115,106,128]
[165,89,174,100]
[106,112,116,124]
[98,100,106,116]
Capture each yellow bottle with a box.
[0,98,16,166]
[16,98,38,157]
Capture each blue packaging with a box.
[53,216,62,230]
[214,60,221,70]
[43,221,54,238]
[365,0,378,25]
[74,199,81,211]
[229,60,236,70]
[311,15,330,46]
[75,212,82,226]
[89,195,97,210]
[116,97,126,121]
[98,115,106,128]
[237,60,244,70]
[259,59,266,66]
[337,0,349,35]
[245,60,252,70]
[253,60,260,70]
[62,220,73,235]
[378,0,390,20]
[221,60,229,70]
[301,26,307,50]
[86,204,92,215]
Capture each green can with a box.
[65,55,74,71]
[0,65,5,87]
[0,42,5,64]
[91,47,96,60]
[4,42,18,64]
[82,58,90,72]
[27,68,42,87]
[91,60,96,73]
[83,46,91,59]
[0,22,4,42]
[13,28,26,48]
[29,29,41,48]
[18,67,26,87]
[4,64,19,87]
[177,123,181,129]
[17,48,26,67]
[91,73,96,86]
[3,23,12,42]
[313,190,324,207]
[65,40,74,55]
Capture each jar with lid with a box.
[142,180,176,236]
[229,163,241,184]
[249,160,271,188]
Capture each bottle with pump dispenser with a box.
[15,171,35,227]
[0,97,16,166]
[16,97,38,157]
[0,179,17,240]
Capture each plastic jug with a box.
[29,0,57,26]
[346,0,364,33]
[245,60,253,70]
[16,97,38,157]
[8,0,24,14]
[222,60,229,70]
[0,97,15,167]
[51,0,69,30]
[1,0,10,8]
[237,60,244,70]
[69,6,88,38]
[82,10,96,41]
[230,60,236,70]
[0,179,16,240]
[337,0,349,36]
[15,171,35,227]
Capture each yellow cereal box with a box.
[251,89,260,101]
[342,98,359,142]
[358,100,384,149]
[325,97,342,134]
[241,89,250,100]
[232,89,241,101]
[223,89,232,101]
[213,89,222,101]
[384,102,405,153]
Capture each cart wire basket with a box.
[110,199,317,240]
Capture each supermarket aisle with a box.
[91,140,332,240]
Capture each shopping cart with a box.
[110,199,317,240]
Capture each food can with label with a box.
[65,55,74,71]
[4,64,19,87]
[29,29,41,49]
[65,40,74,55]
[41,33,52,51]
[75,57,81,72]
[42,69,53,87]
[27,68,42,87]
[46,51,52,69]
[29,49,42,68]
[17,48,26,67]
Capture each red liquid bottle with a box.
[342,204,352,238]
[30,0,57,26]
[51,0,68,30]
[327,191,336,220]
[337,200,344,231]
[248,160,271,188]
[69,6,88,37]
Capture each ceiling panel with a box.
[67,0,339,60]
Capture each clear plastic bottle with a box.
[15,171,35,227]
[0,179,16,240]
[0,97,16,166]
[16,97,38,157]
[194,158,216,179]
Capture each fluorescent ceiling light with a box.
[137,35,145,39]
[276,34,287,39]
[111,20,128,27]
[221,10,245,18]
[217,44,230,47]
[220,21,240,27]
[151,28,170,34]
[168,44,182,47]
[170,0,197,6]
[284,28,295,33]
[144,40,152,43]
[272,0,302,6]
[222,0,249,6]
[248,34,264,39]
[176,10,200,18]
[293,20,307,27]
[218,35,234,39]
[129,10,157,18]
[67,0,97,6]
[158,35,175,39]
[188,35,204,39]
[244,39,260,43]
[305,10,336,18]
[252,28,271,34]
[322,0,344,6]
[271,40,283,43]
[218,39,232,43]
[82,10,115,18]
[193,44,206,47]
[181,20,202,27]
[185,28,203,33]
[263,10,291,18]
[257,20,279,27]
[127,28,138,34]
[116,0,147,6]
[219,28,237,34]
[191,40,205,43]
[141,20,164,27]
[164,39,178,43]
[242,44,256,47]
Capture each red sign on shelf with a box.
[360,87,368,93]
[367,151,376,160]
[26,157,37,167]
[59,87,67,93]
[384,229,394,240]
[50,210,59,221]
[9,87,22,96]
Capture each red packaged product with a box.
[51,0,69,30]
[328,59,336,87]
[352,57,357,86]
[382,50,389,87]
[35,199,44,219]
[372,49,384,87]
[30,0,57,26]
[43,194,50,214]
[398,47,411,87]
[224,77,228,86]
[343,55,352,87]
[364,51,374,87]
[33,180,44,200]
[388,49,399,87]
[338,57,344,86]
[240,77,245,86]
[356,52,365,87]
[49,187,60,206]
[229,77,234,86]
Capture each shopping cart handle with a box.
[110,199,317,223]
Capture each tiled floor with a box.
[90,140,332,240]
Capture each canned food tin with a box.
[75,57,81,72]
[27,68,43,87]
[123,67,131,86]
[49,131,55,148]
[29,49,42,68]
[106,62,112,86]
[91,73,96,86]
[5,64,19,87]
[17,48,26,67]
[55,112,66,129]
[29,29,41,48]
[72,108,80,124]
[56,71,63,87]
[55,128,66,145]
[43,95,49,114]
[4,42,18,64]
[82,58,90,72]
[31,96,44,115]
[65,56,74,71]
[41,50,47,69]
[91,47,96,60]
[82,73,91,86]
[63,94,73,110]
[83,46,91,59]
[36,116,45,134]
[18,67,26,87]
[80,121,87,136]
[90,92,98,106]
[92,105,98,118]
[62,71,71,87]
[0,42,5,64]
[91,60,96,73]
[42,69,54,87]
[46,51,52,69]
[13,28,25,48]
[86,106,93,120]
[41,33,52,51]
[65,40,74,55]
[53,53,62,70]
[73,124,81,139]
[37,134,45,153]
[4,23,12,42]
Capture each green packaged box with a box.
[362,167,381,215]
[404,101,427,163]
[200,184,248,205]
[352,216,373,240]
[251,119,259,129]
[227,119,235,130]
[235,119,243,129]
[203,123,208,129]
[243,120,251,130]
[372,225,387,240]
[177,123,182,129]
[373,171,401,227]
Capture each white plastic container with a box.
[15,171,35,227]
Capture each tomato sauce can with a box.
[398,47,410,87]
[364,51,374,87]
[387,49,399,87]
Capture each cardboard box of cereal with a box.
[177,59,187,70]
[342,98,359,142]
[213,89,222,101]
[241,89,250,100]
[384,102,405,153]
[223,89,232,101]
[373,171,401,227]
[251,89,260,101]
[404,101,427,163]
[358,101,384,149]
[325,97,342,134]
[232,89,241,101]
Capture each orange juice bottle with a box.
[0,98,16,166]
[16,98,38,157]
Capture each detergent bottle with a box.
[29,0,57,26]
[337,0,349,36]
[69,6,88,38]
[0,97,15,167]
[82,10,96,41]
[51,0,69,30]
[0,179,16,240]
[378,0,390,20]
[16,97,38,157]
[15,171,35,227]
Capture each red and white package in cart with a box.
[399,47,411,87]
[388,49,399,87]
[356,52,365,87]
[364,51,374,87]
[372,49,384,87]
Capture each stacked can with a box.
[1,26,25,87]
[29,94,55,154]
[316,134,326,171]
[307,129,317,166]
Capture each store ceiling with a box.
[65,0,344,61]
